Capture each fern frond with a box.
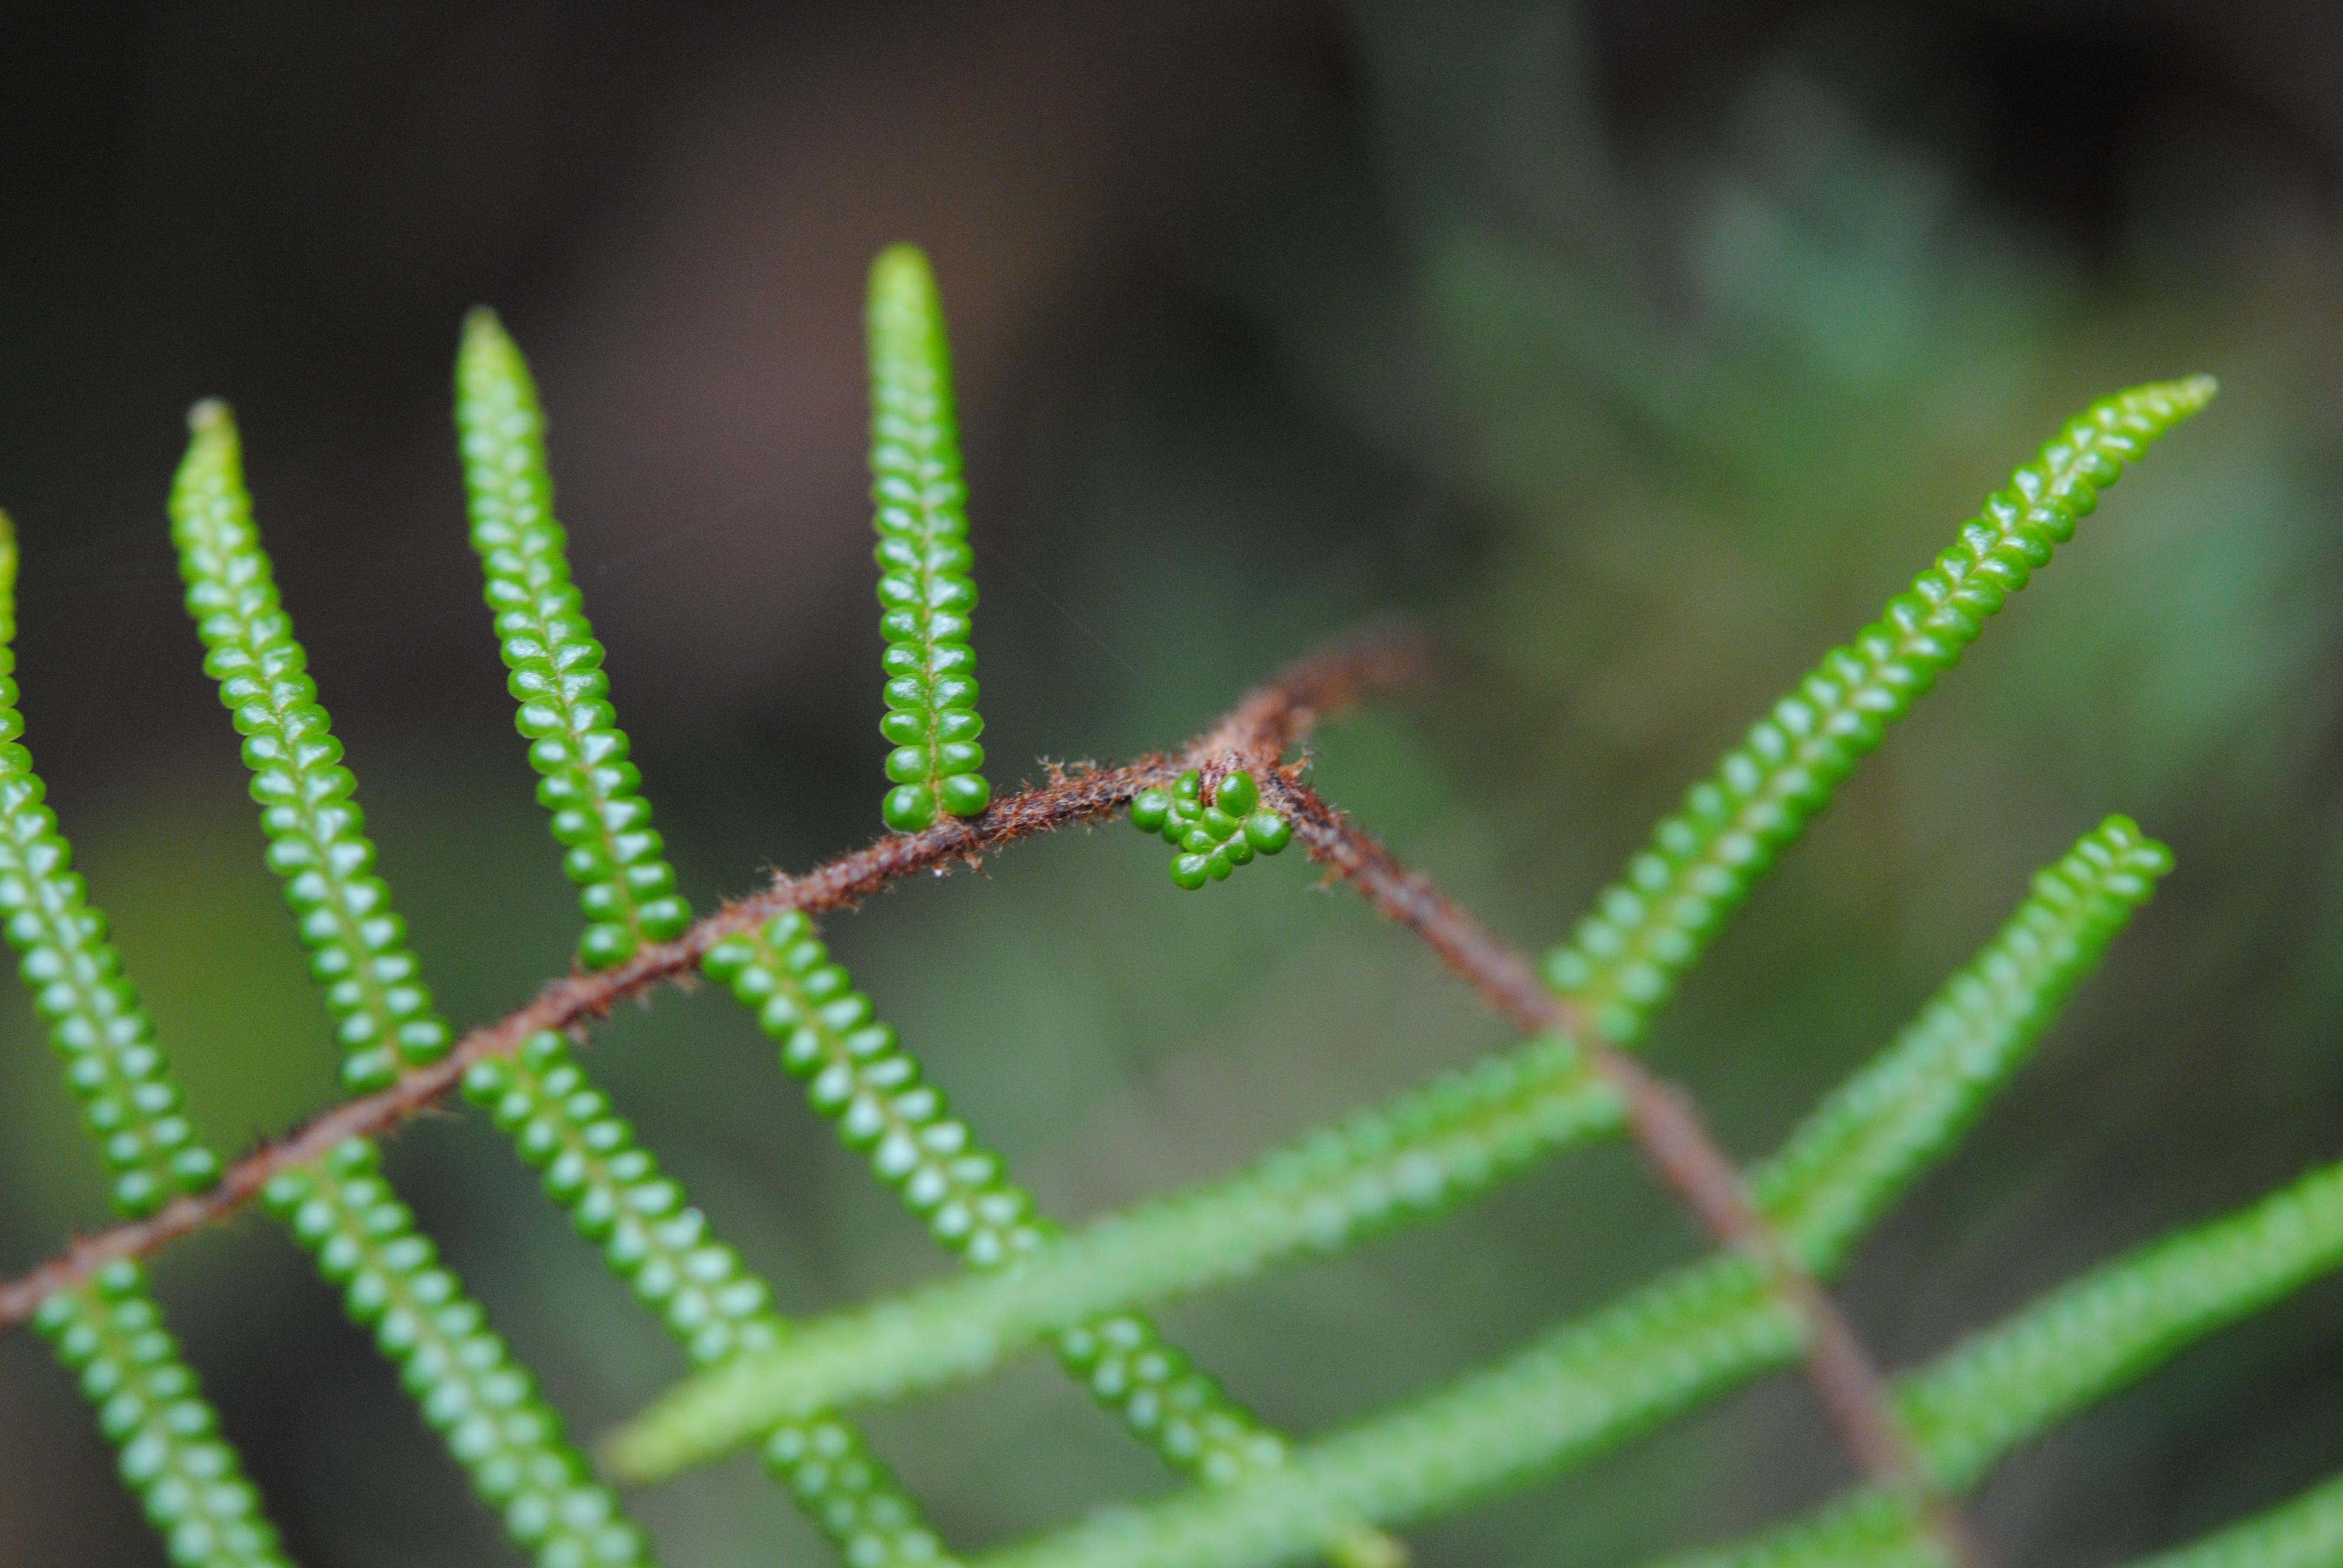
[869,244,989,830]
[615,816,2158,1442]
[171,405,663,1565]
[167,402,453,1089]
[462,1033,954,1568]
[1751,814,2172,1270]
[454,310,692,969]
[1542,377,2214,1043]
[34,1263,294,1568]
[263,1140,652,1566]
[1131,769,1295,889]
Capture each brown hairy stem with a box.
[1257,774,1990,1568]
[0,628,1425,1331]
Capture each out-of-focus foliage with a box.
[5,4,2343,1566]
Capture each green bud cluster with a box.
[34,1263,291,1568]
[168,402,452,1090]
[1130,770,1293,889]
[868,245,989,831]
[1541,377,2215,1044]
[265,1138,653,1568]
[456,311,692,969]
[463,1032,952,1567]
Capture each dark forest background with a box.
[5,4,2343,1563]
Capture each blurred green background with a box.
[4,2,2342,1562]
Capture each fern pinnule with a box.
[868,244,990,831]
[262,1140,653,1567]
[35,1263,293,1568]
[0,511,291,1567]
[461,1033,955,1568]
[168,402,453,1091]
[680,913,1326,1506]
[456,316,970,1560]
[0,515,220,1215]
[620,815,2160,1443]
[171,404,663,1565]
[1131,768,1294,889]
[2126,1472,2343,1568]
[1650,1154,2343,1568]
[1542,377,2214,1044]
[1751,814,2173,1271]
[454,309,692,970]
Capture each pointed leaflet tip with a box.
[186,396,232,435]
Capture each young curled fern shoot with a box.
[1751,814,2173,1272]
[1132,769,1294,889]
[868,244,989,831]
[455,310,692,969]
[36,1263,292,1568]
[264,1140,654,1568]
[0,516,219,1216]
[168,403,453,1091]
[1542,377,2214,1044]
[463,1034,955,1568]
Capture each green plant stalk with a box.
[611,817,2163,1459]
[870,244,990,831]
[171,406,660,1567]
[0,511,292,1568]
[684,912,1404,1568]
[1543,377,2214,1044]
[1642,1154,2343,1568]
[463,1033,954,1568]
[455,317,963,1561]
[456,311,694,970]
[34,1263,293,1568]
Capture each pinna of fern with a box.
[1542,375,2217,1044]
[171,405,659,1567]
[453,307,965,1567]
[0,511,293,1568]
[868,243,991,831]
